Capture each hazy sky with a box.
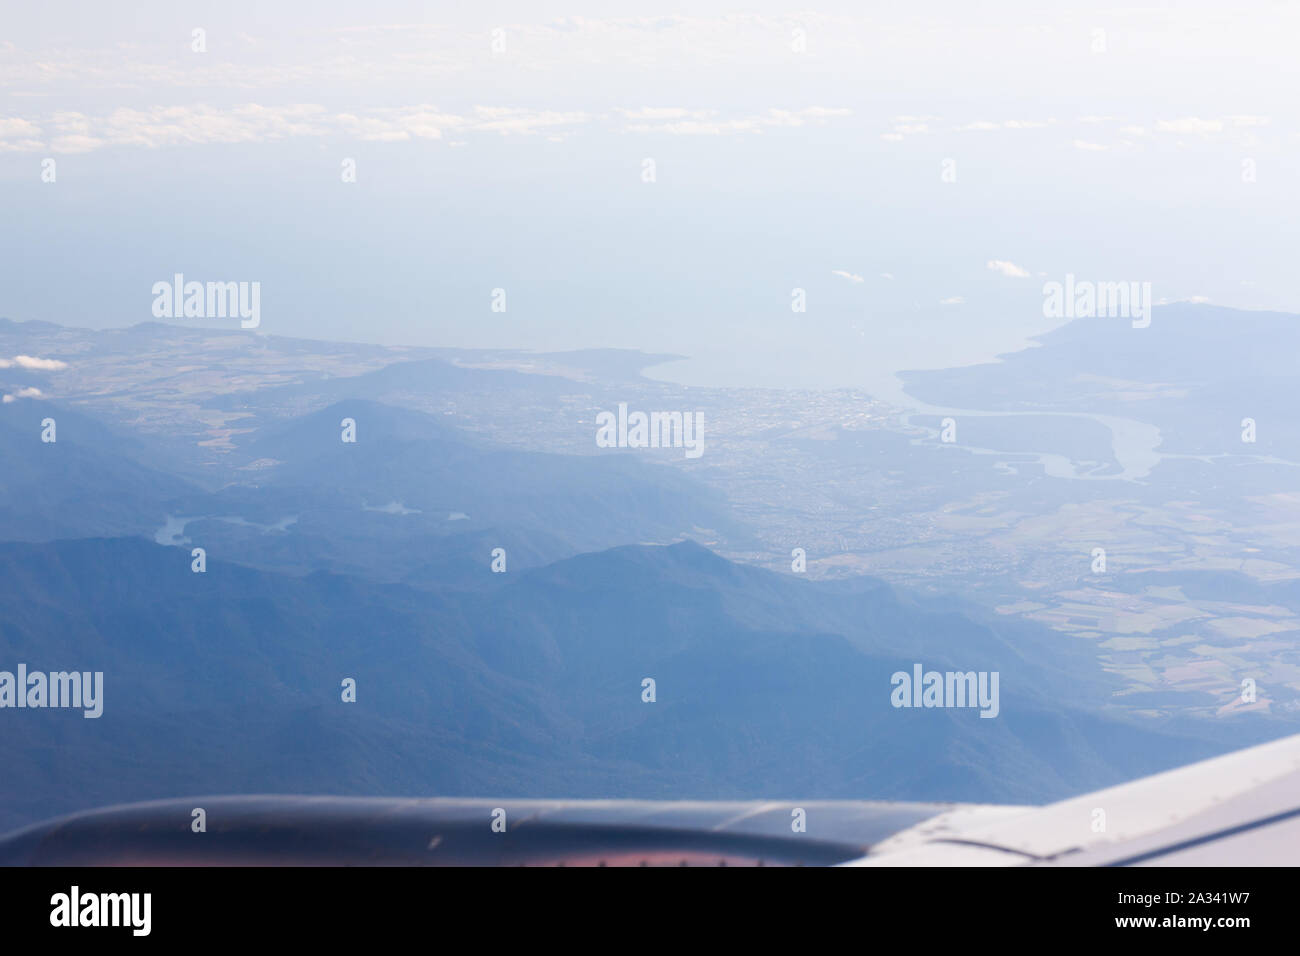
[3,1,1297,391]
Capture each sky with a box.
[2,1,1298,392]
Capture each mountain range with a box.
[0,535,1275,832]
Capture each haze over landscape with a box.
[3,2,1300,835]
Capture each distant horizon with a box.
[2,299,1290,400]
[7,2,1300,399]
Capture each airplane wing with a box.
[0,796,974,867]
[3,732,1298,867]
[849,728,1300,866]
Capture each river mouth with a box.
[900,402,1165,482]
[644,352,1300,483]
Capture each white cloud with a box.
[626,118,758,136]
[0,101,859,153]
[986,260,1029,278]
[2,387,43,402]
[0,118,40,136]
[939,296,964,305]
[1155,117,1224,135]
[881,115,937,141]
[0,116,43,151]
[956,119,1050,131]
[0,103,608,152]
[1,355,69,370]
[472,107,590,136]
[618,107,712,121]
[1073,139,1108,151]
[831,270,864,283]
[624,106,850,136]
[800,107,853,120]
